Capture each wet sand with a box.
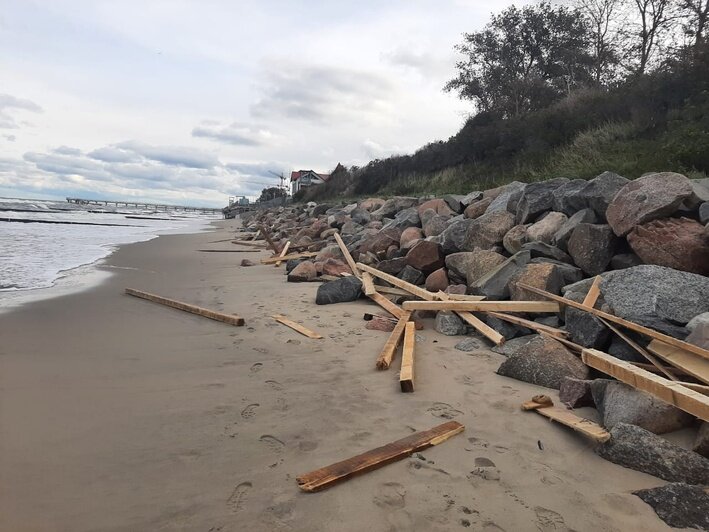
[0,220,673,531]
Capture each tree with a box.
[677,0,709,48]
[258,186,286,202]
[445,3,593,117]
[577,0,625,84]
[626,0,675,74]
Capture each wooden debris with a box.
[272,314,323,339]
[582,348,709,422]
[375,286,413,297]
[517,283,709,361]
[646,340,709,385]
[333,232,361,278]
[296,421,464,492]
[530,404,611,443]
[257,224,281,254]
[274,241,291,267]
[231,240,268,248]
[400,322,416,393]
[438,292,487,301]
[599,318,677,381]
[125,288,245,326]
[401,300,560,313]
[455,310,505,346]
[487,311,568,338]
[361,271,376,296]
[196,249,254,253]
[376,312,411,370]
[357,262,436,301]
[260,252,317,264]
[582,275,602,307]
[367,292,406,319]
[521,395,554,410]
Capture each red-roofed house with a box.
[290,170,330,195]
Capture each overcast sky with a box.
[1,0,523,207]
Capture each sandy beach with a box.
[0,220,677,531]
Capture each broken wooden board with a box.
[582,275,602,307]
[260,252,317,264]
[401,300,560,313]
[582,348,709,422]
[125,288,245,326]
[646,340,709,385]
[599,318,677,381]
[530,404,611,443]
[357,262,436,301]
[517,283,709,361]
[487,311,568,338]
[367,292,406,320]
[272,314,323,339]
[400,322,416,393]
[361,271,376,296]
[274,241,291,267]
[521,395,554,411]
[257,224,281,254]
[231,240,268,248]
[333,232,361,278]
[296,421,464,492]
[376,311,411,370]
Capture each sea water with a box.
[0,197,220,310]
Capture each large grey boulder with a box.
[485,315,531,340]
[350,207,371,225]
[695,422,709,458]
[462,211,516,250]
[435,311,467,336]
[571,171,629,218]
[371,197,418,219]
[496,335,589,389]
[315,276,362,304]
[567,223,618,275]
[559,377,594,408]
[382,207,420,230]
[687,312,709,349]
[485,181,526,214]
[591,380,693,434]
[606,172,694,236]
[515,177,570,224]
[469,250,531,299]
[491,334,537,356]
[599,265,709,325]
[521,241,573,263]
[503,224,528,254]
[526,212,568,244]
[436,218,476,254]
[552,179,588,215]
[634,483,709,531]
[553,208,598,251]
[700,202,709,225]
[597,423,709,484]
[565,307,611,349]
[529,258,583,284]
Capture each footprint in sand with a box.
[250,363,263,373]
[253,347,269,354]
[427,402,463,419]
[468,457,501,481]
[259,435,285,453]
[373,482,406,509]
[241,404,259,419]
[226,481,252,514]
[265,380,283,391]
[298,440,318,452]
[534,507,566,531]
[276,397,289,411]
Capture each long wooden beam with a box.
[196,249,254,253]
[376,312,411,370]
[455,311,505,346]
[296,421,464,492]
[582,275,602,307]
[356,262,436,301]
[487,311,568,338]
[361,271,376,296]
[125,288,245,326]
[401,300,560,313]
[260,252,317,264]
[646,340,709,385]
[274,241,291,267]
[367,292,405,319]
[517,283,709,361]
[272,314,323,339]
[400,322,416,392]
[582,348,709,422]
[257,224,281,254]
[334,233,361,278]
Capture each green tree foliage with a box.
[444,2,593,117]
[258,186,286,202]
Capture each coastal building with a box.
[290,170,330,195]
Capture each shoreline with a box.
[0,219,674,531]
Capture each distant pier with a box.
[66,197,222,215]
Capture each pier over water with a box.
[66,197,222,215]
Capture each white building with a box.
[290,170,330,195]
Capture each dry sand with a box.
[0,220,676,531]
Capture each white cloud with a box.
[192,121,275,146]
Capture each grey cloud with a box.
[383,48,454,79]
[115,140,220,169]
[0,93,43,129]
[362,139,408,159]
[54,145,83,156]
[4,135,16,142]
[250,63,394,123]
[192,121,273,146]
[88,146,142,163]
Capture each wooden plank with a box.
[125,288,245,326]
[438,292,486,301]
[599,318,678,381]
[231,240,268,248]
[296,421,464,492]
[274,241,291,267]
[455,311,505,346]
[272,314,323,339]
[361,271,376,296]
[400,322,416,393]
[582,275,602,308]
[517,283,709,361]
[367,292,405,319]
[376,312,411,370]
[260,252,317,264]
[257,224,281,254]
[401,300,560,313]
[357,262,436,301]
[196,249,254,253]
[582,348,709,422]
[630,362,693,378]
[646,340,709,385]
[334,232,361,278]
[375,286,412,297]
[487,311,569,338]
[531,405,611,442]
[679,382,709,396]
